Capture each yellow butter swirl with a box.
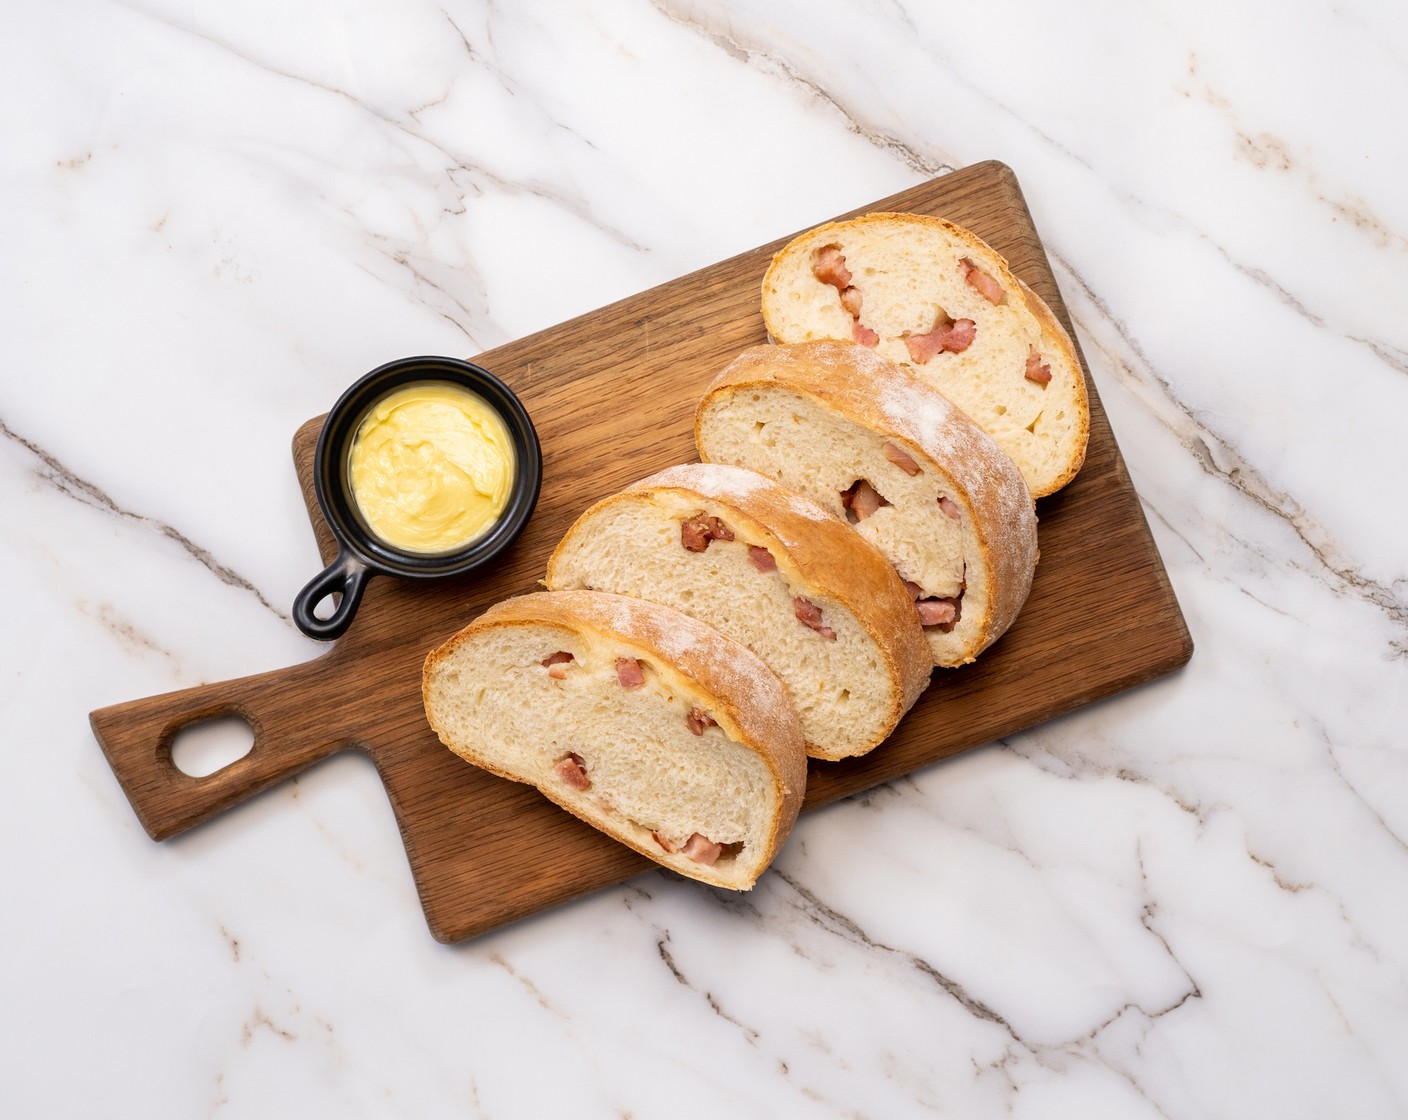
[348,382,515,553]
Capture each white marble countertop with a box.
[5,1,1406,1116]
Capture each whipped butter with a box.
[348,381,515,553]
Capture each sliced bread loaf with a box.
[422,589,806,889]
[695,340,1038,668]
[760,211,1088,497]
[545,462,931,762]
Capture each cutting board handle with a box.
[89,659,346,841]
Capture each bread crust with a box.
[422,590,806,889]
[696,340,1038,667]
[761,211,1088,498]
[546,463,931,758]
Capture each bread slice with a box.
[760,211,1088,497]
[545,463,931,761]
[696,340,1038,668]
[422,589,807,889]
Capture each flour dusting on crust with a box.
[640,462,833,526]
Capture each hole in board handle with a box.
[170,716,254,778]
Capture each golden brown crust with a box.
[696,340,1038,666]
[422,590,806,888]
[548,463,931,757]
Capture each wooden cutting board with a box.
[90,161,1193,942]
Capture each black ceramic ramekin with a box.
[292,356,542,641]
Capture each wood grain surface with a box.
[90,161,1193,942]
